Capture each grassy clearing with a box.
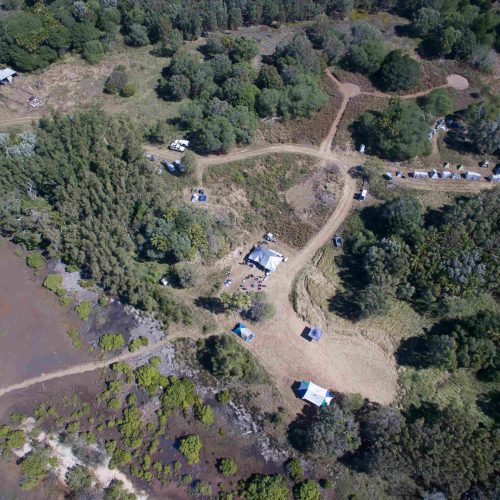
[204,154,320,248]
[400,367,497,424]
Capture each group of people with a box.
[239,274,267,292]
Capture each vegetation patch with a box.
[204,154,320,247]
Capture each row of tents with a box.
[410,170,500,182]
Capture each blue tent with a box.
[199,194,207,202]
[232,323,255,343]
[308,327,323,341]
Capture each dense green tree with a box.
[126,23,149,46]
[380,197,424,239]
[293,480,321,500]
[376,50,420,91]
[343,40,386,75]
[230,36,259,63]
[356,98,430,160]
[244,292,276,322]
[178,434,203,464]
[292,405,361,457]
[419,88,453,117]
[239,474,290,500]
[65,465,94,492]
[256,64,283,89]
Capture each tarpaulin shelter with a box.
[297,381,333,407]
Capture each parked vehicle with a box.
[334,236,343,247]
[174,160,185,173]
[169,139,190,152]
[161,160,176,173]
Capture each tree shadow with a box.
[328,292,359,320]
[194,296,225,314]
[287,403,318,452]
[395,335,429,368]
[477,390,500,424]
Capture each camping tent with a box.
[308,327,324,341]
[0,68,16,84]
[232,323,255,343]
[247,246,283,273]
[297,381,333,407]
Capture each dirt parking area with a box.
[0,241,93,389]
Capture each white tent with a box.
[247,246,283,272]
[297,381,333,407]
[0,68,16,84]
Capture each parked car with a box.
[169,139,189,152]
[334,236,343,247]
[169,141,185,152]
[161,160,176,173]
[174,160,185,173]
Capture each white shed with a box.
[410,171,428,179]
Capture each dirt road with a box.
[0,338,172,399]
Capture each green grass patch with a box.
[204,154,319,248]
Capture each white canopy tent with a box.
[247,246,283,273]
[297,381,333,407]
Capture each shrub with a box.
[107,398,121,410]
[26,253,45,269]
[104,479,135,500]
[178,434,203,464]
[181,473,192,484]
[180,151,197,177]
[60,296,72,307]
[99,333,125,351]
[99,296,110,307]
[202,335,267,382]
[134,357,168,396]
[67,327,82,348]
[128,336,149,352]
[217,457,238,477]
[239,474,289,500]
[43,274,63,293]
[176,264,198,288]
[216,390,231,405]
[285,458,303,483]
[82,40,105,64]
[419,88,453,117]
[245,292,276,323]
[220,291,252,311]
[75,301,92,321]
[293,480,321,500]
[319,478,332,489]
[121,82,137,97]
[376,50,420,92]
[19,447,56,490]
[104,65,128,95]
[161,376,197,411]
[194,403,214,426]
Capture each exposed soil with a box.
[0,241,93,388]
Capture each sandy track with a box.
[0,339,171,398]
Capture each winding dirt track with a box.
[0,68,488,406]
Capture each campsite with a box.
[0,1,499,499]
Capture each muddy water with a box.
[0,241,93,388]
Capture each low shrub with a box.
[99,333,125,351]
[194,403,214,426]
[178,434,203,464]
[26,253,45,269]
[75,301,92,321]
[43,274,63,293]
[217,457,238,477]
